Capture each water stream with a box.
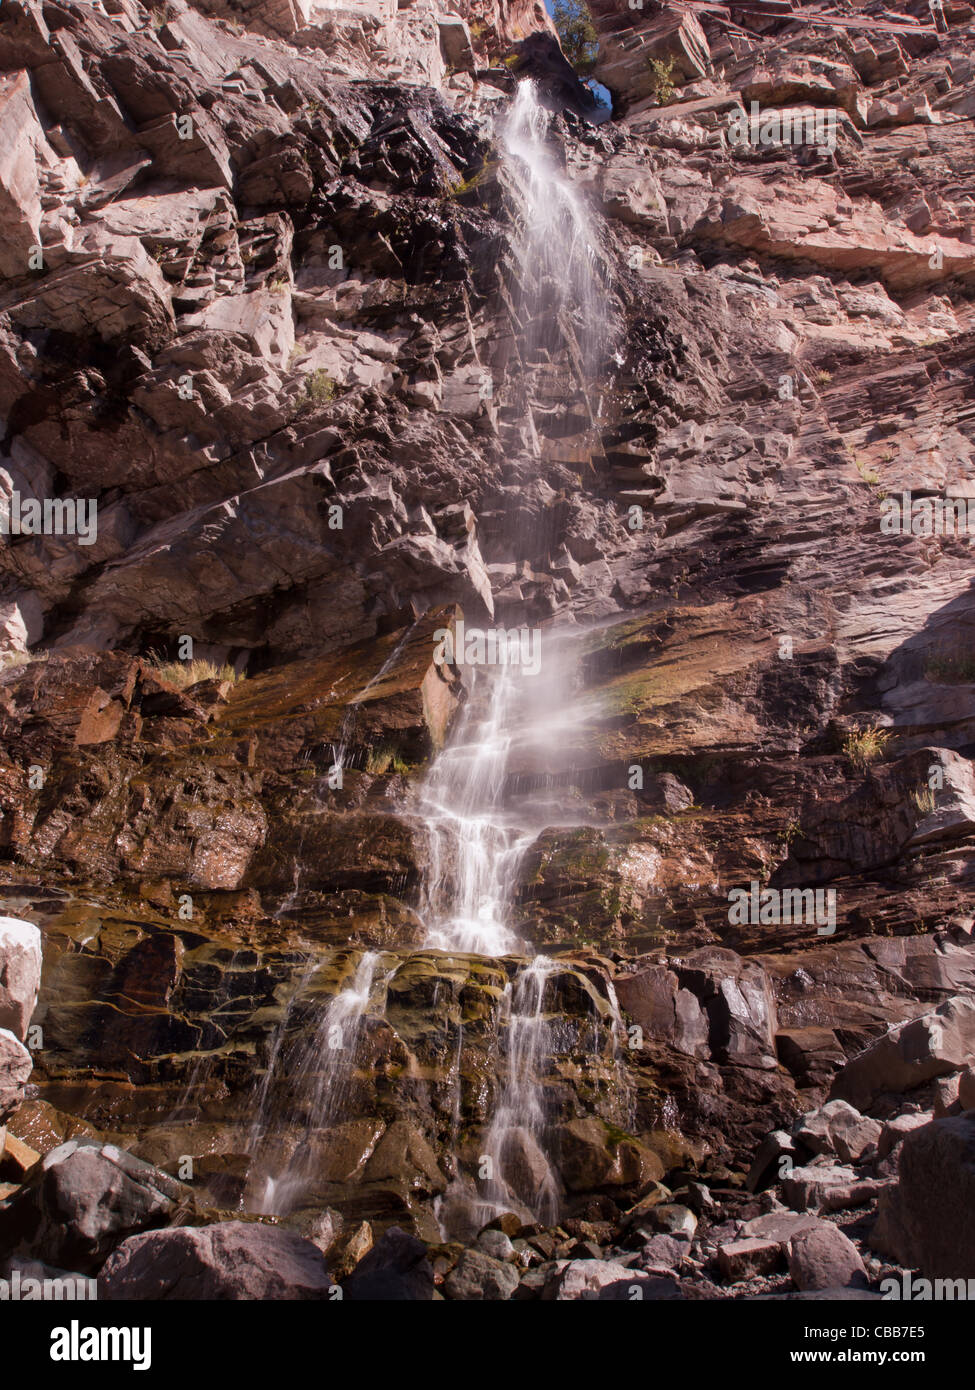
[419,83,611,1227]
[246,949,389,1215]
[244,81,615,1229]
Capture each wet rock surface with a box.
[0,0,973,1302]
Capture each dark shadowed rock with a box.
[555,1116,664,1191]
[343,1226,434,1301]
[676,949,778,1069]
[512,32,603,121]
[958,1067,975,1111]
[869,1113,975,1279]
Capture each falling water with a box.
[246,949,386,1215]
[416,83,615,1229]
[501,80,608,385]
[478,954,562,1225]
[417,664,525,957]
[246,82,614,1234]
[415,643,599,1226]
[416,636,599,958]
[330,624,417,774]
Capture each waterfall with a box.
[419,83,613,1231]
[246,81,613,1235]
[478,954,561,1225]
[417,664,526,957]
[416,631,600,957]
[245,949,386,1216]
[500,80,608,389]
[415,639,603,1228]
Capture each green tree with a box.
[551,0,599,75]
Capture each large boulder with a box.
[781,1163,885,1214]
[615,965,709,1058]
[443,1247,520,1301]
[676,949,778,1069]
[554,1117,664,1192]
[0,1140,188,1272]
[99,1221,335,1299]
[0,1028,33,1120]
[869,1113,975,1279]
[796,1100,882,1164]
[830,996,975,1112]
[787,1223,866,1291]
[343,1226,434,1301]
[0,917,42,1040]
[542,1259,682,1301]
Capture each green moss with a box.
[601,1118,637,1152]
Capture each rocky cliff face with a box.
[1,0,975,1302]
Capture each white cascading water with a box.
[247,949,384,1215]
[501,79,607,381]
[247,83,612,1230]
[477,954,562,1225]
[418,664,525,957]
[421,83,609,1227]
[416,636,600,958]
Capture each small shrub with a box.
[924,651,975,683]
[781,819,802,844]
[911,785,936,814]
[854,456,880,486]
[300,369,337,407]
[443,169,483,200]
[647,57,677,106]
[843,726,893,769]
[151,658,242,689]
[366,742,411,775]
